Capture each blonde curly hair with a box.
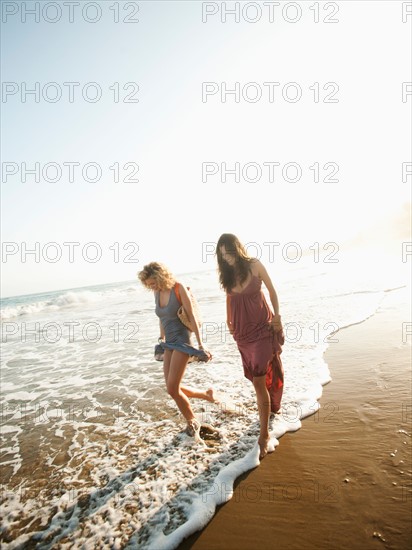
[138,262,176,290]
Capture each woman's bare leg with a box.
[164,350,195,422]
[181,386,216,402]
[164,350,215,403]
[253,374,271,459]
[163,349,172,384]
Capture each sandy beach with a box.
[179,285,412,550]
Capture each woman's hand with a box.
[269,314,283,332]
[198,345,212,362]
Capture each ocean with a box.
[0,247,408,548]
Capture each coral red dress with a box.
[228,274,284,413]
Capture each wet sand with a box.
[179,286,412,550]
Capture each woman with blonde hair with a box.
[138,262,214,437]
[216,234,284,459]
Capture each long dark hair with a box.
[216,234,253,292]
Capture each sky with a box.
[1,0,411,297]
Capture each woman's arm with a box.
[255,260,282,330]
[179,284,205,349]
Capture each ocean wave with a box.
[1,291,101,321]
[0,282,143,321]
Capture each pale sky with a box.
[1,0,411,297]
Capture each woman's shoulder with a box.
[248,258,262,276]
[174,282,194,302]
[176,282,193,298]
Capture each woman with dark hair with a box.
[138,262,214,437]
[216,234,284,459]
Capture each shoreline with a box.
[179,285,412,550]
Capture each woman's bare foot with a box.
[206,388,218,403]
[258,436,270,460]
[185,418,201,437]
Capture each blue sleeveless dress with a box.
[155,285,206,358]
